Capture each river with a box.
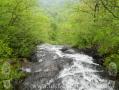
[19,44,118,90]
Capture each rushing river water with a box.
[20,44,117,90]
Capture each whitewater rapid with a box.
[39,44,115,90]
[20,44,116,90]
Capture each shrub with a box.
[0,59,24,90]
[0,40,12,58]
[104,54,119,73]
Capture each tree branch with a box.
[8,0,23,26]
[100,0,119,19]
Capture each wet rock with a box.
[60,46,70,52]
[76,48,104,65]
[30,60,60,73]
[37,50,59,62]
[30,47,38,62]
[63,49,75,54]
[114,81,119,90]
[17,45,73,90]
[55,57,73,70]
[18,57,73,90]
[43,79,63,90]
[60,46,75,54]
[19,60,60,89]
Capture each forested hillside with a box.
[0,0,52,89]
[0,0,119,89]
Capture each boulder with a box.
[60,46,70,52]
[63,49,75,54]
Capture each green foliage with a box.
[0,40,12,58]
[0,0,52,58]
[0,0,119,89]
[48,0,119,73]
[104,54,119,72]
[5,26,37,57]
[68,0,119,72]
[0,0,52,89]
[0,59,24,90]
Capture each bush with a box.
[104,54,119,72]
[6,26,37,58]
[0,40,12,58]
[0,59,24,90]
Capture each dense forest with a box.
[0,0,119,89]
